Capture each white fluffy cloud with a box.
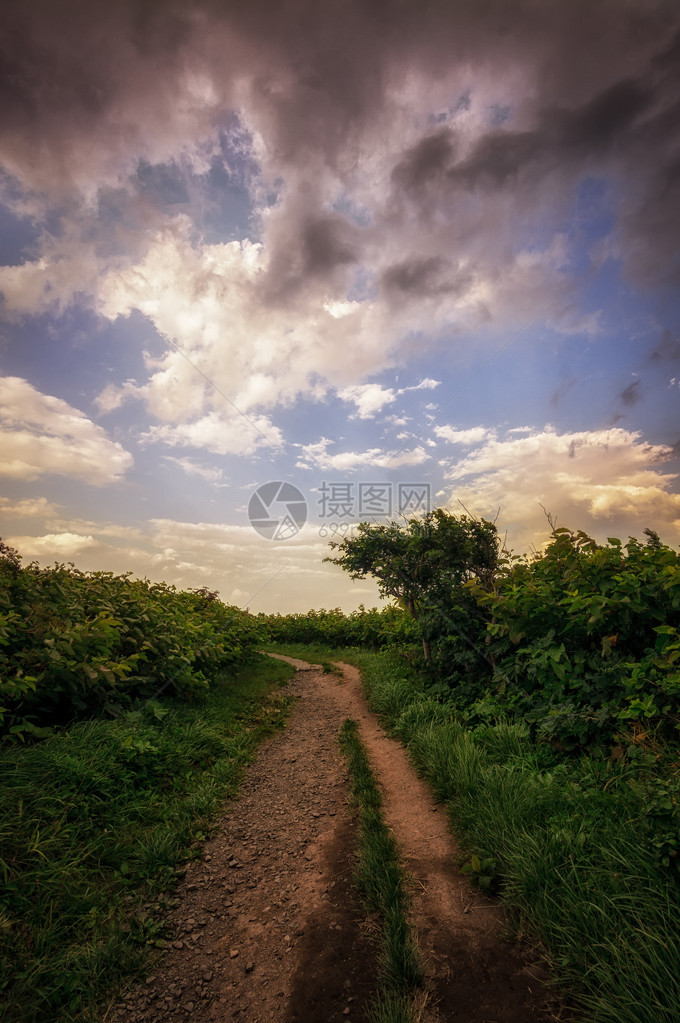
[442,426,680,552]
[8,532,98,558]
[0,377,133,483]
[0,496,61,518]
[145,411,283,457]
[297,437,429,471]
[338,383,397,419]
[94,219,414,447]
[338,377,443,420]
[434,424,493,446]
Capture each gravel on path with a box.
[110,657,563,1023]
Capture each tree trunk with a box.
[404,597,430,662]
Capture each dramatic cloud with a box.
[443,426,680,552]
[2,1,678,404]
[0,377,133,483]
[1,1,679,609]
[95,220,402,428]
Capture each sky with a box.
[0,0,679,613]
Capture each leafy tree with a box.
[324,509,499,660]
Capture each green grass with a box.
[262,640,355,662]
[366,990,419,1023]
[344,649,680,1023]
[338,718,424,1022]
[0,653,294,1023]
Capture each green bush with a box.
[0,540,262,739]
[470,528,680,749]
[259,603,419,649]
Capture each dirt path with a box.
[111,658,561,1023]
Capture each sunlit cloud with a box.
[8,532,98,557]
[0,377,133,483]
[1,1,679,610]
[297,437,430,471]
[0,496,61,518]
[443,426,680,552]
[434,425,493,445]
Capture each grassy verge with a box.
[0,653,294,1023]
[262,639,351,665]
[339,649,680,1023]
[338,718,424,1023]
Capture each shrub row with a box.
[259,603,418,649]
[0,540,262,739]
[452,529,680,751]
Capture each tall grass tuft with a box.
[339,718,424,1022]
[346,649,680,1023]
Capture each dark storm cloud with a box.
[382,256,447,294]
[392,131,457,193]
[1,0,675,173]
[381,256,472,299]
[552,78,652,157]
[398,77,653,194]
[259,208,360,302]
[300,216,356,276]
[1,0,680,297]
[386,39,678,283]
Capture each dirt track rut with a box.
[110,657,561,1023]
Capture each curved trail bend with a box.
[112,657,560,1023]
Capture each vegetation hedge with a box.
[259,603,418,649]
[0,540,262,740]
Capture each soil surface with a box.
[110,657,563,1023]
